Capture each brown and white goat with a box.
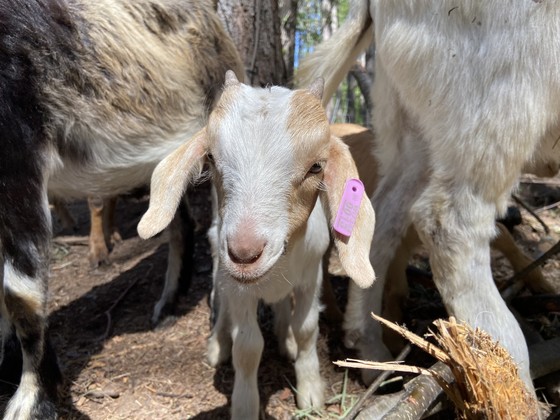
[138,72,375,419]
[0,1,243,418]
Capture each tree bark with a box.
[279,0,297,85]
[217,0,287,87]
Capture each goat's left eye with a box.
[308,162,323,175]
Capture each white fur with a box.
[296,0,560,392]
[4,262,45,313]
[205,85,329,419]
[3,372,40,420]
[140,75,375,419]
[209,202,328,420]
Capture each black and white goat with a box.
[0,0,243,418]
[138,72,376,419]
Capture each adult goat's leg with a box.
[348,65,429,383]
[0,184,61,420]
[151,195,194,325]
[411,177,533,391]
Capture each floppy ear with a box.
[138,129,208,239]
[320,136,375,288]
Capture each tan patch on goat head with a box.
[284,90,330,244]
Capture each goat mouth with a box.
[230,273,264,285]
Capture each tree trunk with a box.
[279,0,298,85]
[217,0,287,87]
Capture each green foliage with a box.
[294,0,369,126]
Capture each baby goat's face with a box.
[206,82,330,283]
[138,71,375,290]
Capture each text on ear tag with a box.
[333,178,364,237]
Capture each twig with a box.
[98,264,153,340]
[501,238,560,301]
[512,194,550,234]
[343,344,411,419]
[53,236,90,246]
[535,199,560,213]
[519,175,560,186]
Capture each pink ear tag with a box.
[333,178,364,237]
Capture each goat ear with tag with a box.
[320,136,375,289]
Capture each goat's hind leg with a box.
[151,196,195,326]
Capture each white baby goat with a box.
[138,71,376,419]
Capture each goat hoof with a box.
[88,246,110,268]
[343,328,362,349]
[296,378,325,411]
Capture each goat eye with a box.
[308,162,323,175]
[207,153,215,163]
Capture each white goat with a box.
[0,1,242,418]
[138,71,376,419]
[297,0,560,394]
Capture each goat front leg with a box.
[1,192,61,420]
[412,181,533,392]
[291,266,325,410]
[229,295,262,420]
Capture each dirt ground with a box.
[3,178,560,419]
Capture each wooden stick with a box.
[501,238,560,301]
[512,194,550,234]
[343,345,411,419]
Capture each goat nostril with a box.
[228,244,265,265]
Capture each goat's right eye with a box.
[308,162,323,175]
[207,153,215,163]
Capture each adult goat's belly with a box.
[47,126,198,198]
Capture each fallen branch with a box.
[338,314,540,419]
[355,361,454,420]
[348,335,560,420]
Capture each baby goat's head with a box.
[138,71,375,288]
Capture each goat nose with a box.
[227,237,266,265]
